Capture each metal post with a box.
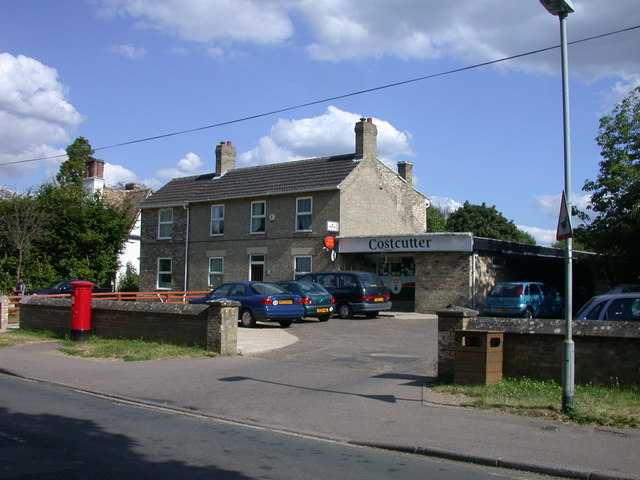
[559,11,574,411]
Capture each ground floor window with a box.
[208,257,224,288]
[294,256,312,279]
[249,254,265,281]
[157,258,172,289]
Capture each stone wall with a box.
[415,252,473,313]
[438,306,640,386]
[18,296,239,355]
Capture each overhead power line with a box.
[2,24,638,167]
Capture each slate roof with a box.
[139,154,361,208]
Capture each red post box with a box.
[70,281,94,341]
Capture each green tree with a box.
[118,262,140,292]
[57,136,94,187]
[445,201,536,244]
[577,86,640,275]
[427,205,446,232]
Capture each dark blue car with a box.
[189,281,304,328]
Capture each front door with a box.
[249,255,265,281]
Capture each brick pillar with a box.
[205,299,239,355]
[1,296,8,331]
[437,305,478,381]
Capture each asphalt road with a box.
[255,314,438,378]
[0,374,560,480]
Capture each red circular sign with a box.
[323,236,335,249]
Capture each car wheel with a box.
[365,311,378,319]
[523,308,533,319]
[279,319,293,328]
[337,303,353,319]
[240,309,256,328]
[317,315,331,322]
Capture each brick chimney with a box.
[215,141,236,175]
[398,161,413,187]
[83,158,105,195]
[354,117,377,159]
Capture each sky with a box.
[1,0,639,246]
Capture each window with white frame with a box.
[250,201,266,234]
[208,257,224,288]
[294,256,312,279]
[210,205,224,235]
[157,258,172,289]
[296,197,313,232]
[158,209,173,239]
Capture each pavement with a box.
[1,312,639,480]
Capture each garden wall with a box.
[438,306,640,386]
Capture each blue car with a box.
[482,281,564,319]
[189,281,304,328]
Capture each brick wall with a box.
[18,296,239,355]
[437,307,640,386]
[415,251,472,313]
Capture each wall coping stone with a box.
[472,316,640,338]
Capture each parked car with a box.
[296,271,391,319]
[27,280,111,295]
[575,293,640,321]
[482,281,563,319]
[277,281,335,322]
[606,284,640,294]
[189,281,304,328]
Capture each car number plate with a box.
[316,308,329,313]
[374,297,384,302]
[279,299,293,305]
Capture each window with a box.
[208,257,224,288]
[250,201,266,234]
[249,254,265,281]
[294,256,312,279]
[296,197,313,231]
[210,205,224,235]
[157,258,172,289]
[158,209,173,239]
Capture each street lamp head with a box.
[540,0,574,16]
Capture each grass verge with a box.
[433,378,640,429]
[0,329,217,361]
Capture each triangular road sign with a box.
[556,191,573,241]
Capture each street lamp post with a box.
[540,0,575,412]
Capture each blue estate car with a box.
[277,281,335,322]
[189,281,304,328]
[483,281,563,319]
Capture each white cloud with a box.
[104,163,138,185]
[155,152,205,179]
[428,196,463,214]
[518,225,557,247]
[533,192,592,218]
[239,106,413,167]
[0,53,83,182]
[112,44,147,59]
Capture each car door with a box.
[528,284,543,316]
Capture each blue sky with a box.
[1,0,639,245]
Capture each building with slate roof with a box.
[138,118,429,294]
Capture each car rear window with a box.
[252,283,286,295]
[488,284,521,297]
[299,283,328,294]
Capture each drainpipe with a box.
[183,202,190,292]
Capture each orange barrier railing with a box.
[4,291,210,325]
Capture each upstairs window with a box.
[158,209,173,239]
[296,197,313,232]
[251,201,266,234]
[210,205,224,235]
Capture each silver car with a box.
[575,293,640,321]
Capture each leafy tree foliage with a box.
[118,262,140,292]
[577,86,640,276]
[57,137,95,187]
[445,201,536,244]
[427,205,446,232]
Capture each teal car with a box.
[483,281,564,319]
[277,281,335,322]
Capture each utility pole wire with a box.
[2,24,638,167]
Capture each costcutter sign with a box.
[338,234,473,253]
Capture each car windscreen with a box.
[488,284,520,297]
[252,283,287,295]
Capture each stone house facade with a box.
[138,118,429,293]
